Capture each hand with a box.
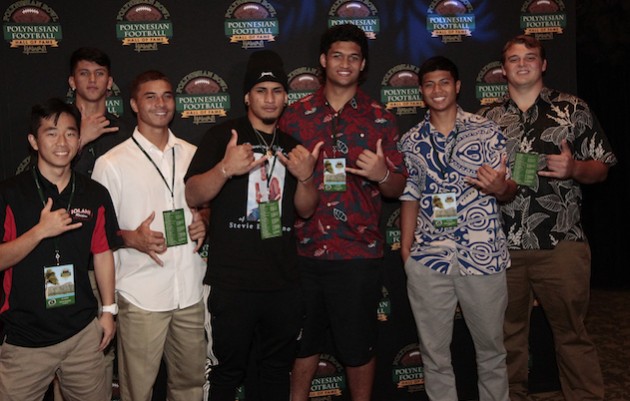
[36,198,82,239]
[277,141,324,182]
[78,104,119,146]
[97,312,116,351]
[465,154,509,195]
[188,208,206,253]
[539,139,574,179]
[129,212,166,266]
[221,129,268,177]
[345,138,388,182]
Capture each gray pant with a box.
[404,258,509,401]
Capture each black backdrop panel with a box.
[3,1,577,400]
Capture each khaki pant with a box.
[117,295,206,401]
[0,319,107,401]
[54,270,116,401]
[504,241,604,401]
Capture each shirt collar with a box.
[33,166,79,196]
[423,105,466,136]
[132,128,180,153]
[310,86,362,112]
[504,86,553,112]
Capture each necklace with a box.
[253,127,277,158]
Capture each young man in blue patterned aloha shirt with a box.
[399,56,517,401]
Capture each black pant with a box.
[208,286,301,401]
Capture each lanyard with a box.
[253,128,278,190]
[32,168,76,265]
[132,136,176,210]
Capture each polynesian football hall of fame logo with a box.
[475,61,508,106]
[287,67,321,106]
[3,1,62,54]
[176,71,231,125]
[66,83,125,117]
[224,0,278,49]
[381,64,422,116]
[392,344,425,394]
[520,0,566,40]
[426,0,475,43]
[328,0,380,39]
[309,354,347,400]
[116,0,173,52]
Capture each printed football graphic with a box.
[435,0,467,15]
[289,74,321,91]
[482,67,506,84]
[315,360,337,377]
[125,4,163,21]
[528,0,559,13]
[389,71,419,87]
[12,7,51,23]
[336,2,371,18]
[233,3,269,19]
[183,78,221,94]
[400,350,422,366]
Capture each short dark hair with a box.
[70,47,111,75]
[501,35,546,64]
[320,24,369,81]
[418,56,459,83]
[130,70,171,100]
[30,98,81,136]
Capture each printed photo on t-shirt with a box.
[246,153,285,221]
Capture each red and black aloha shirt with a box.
[279,87,405,260]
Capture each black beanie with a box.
[243,50,288,94]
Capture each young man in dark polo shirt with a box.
[0,98,122,401]
[69,47,133,176]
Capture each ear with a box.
[283,92,288,106]
[319,53,327,69]
[107,76,113,91]
[244,93,250,105]
[130,98,138,113]
[68,76,75,91]
[360,58,366,71]
[455,80,462,95]
[542,59,547,73]
[28,133,39,152]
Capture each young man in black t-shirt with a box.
[185,50,321,401]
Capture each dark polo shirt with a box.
[73,112,134,177]
[0,168,122,347]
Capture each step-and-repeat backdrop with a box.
[1,1,574,400]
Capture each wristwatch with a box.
[101,303,119,316]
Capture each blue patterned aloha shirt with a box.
[399,107,510,276]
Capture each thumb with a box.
[142,211,156,226]
[499,154,507,174]
[376,138,384,157]
[311,141,324,158]
[560,139,571,155]
[227,129,239,148]
[42,197,53,212]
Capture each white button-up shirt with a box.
[93,129,205,311]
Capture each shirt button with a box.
[326,225,331,230]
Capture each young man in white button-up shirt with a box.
[92,70,207,401]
